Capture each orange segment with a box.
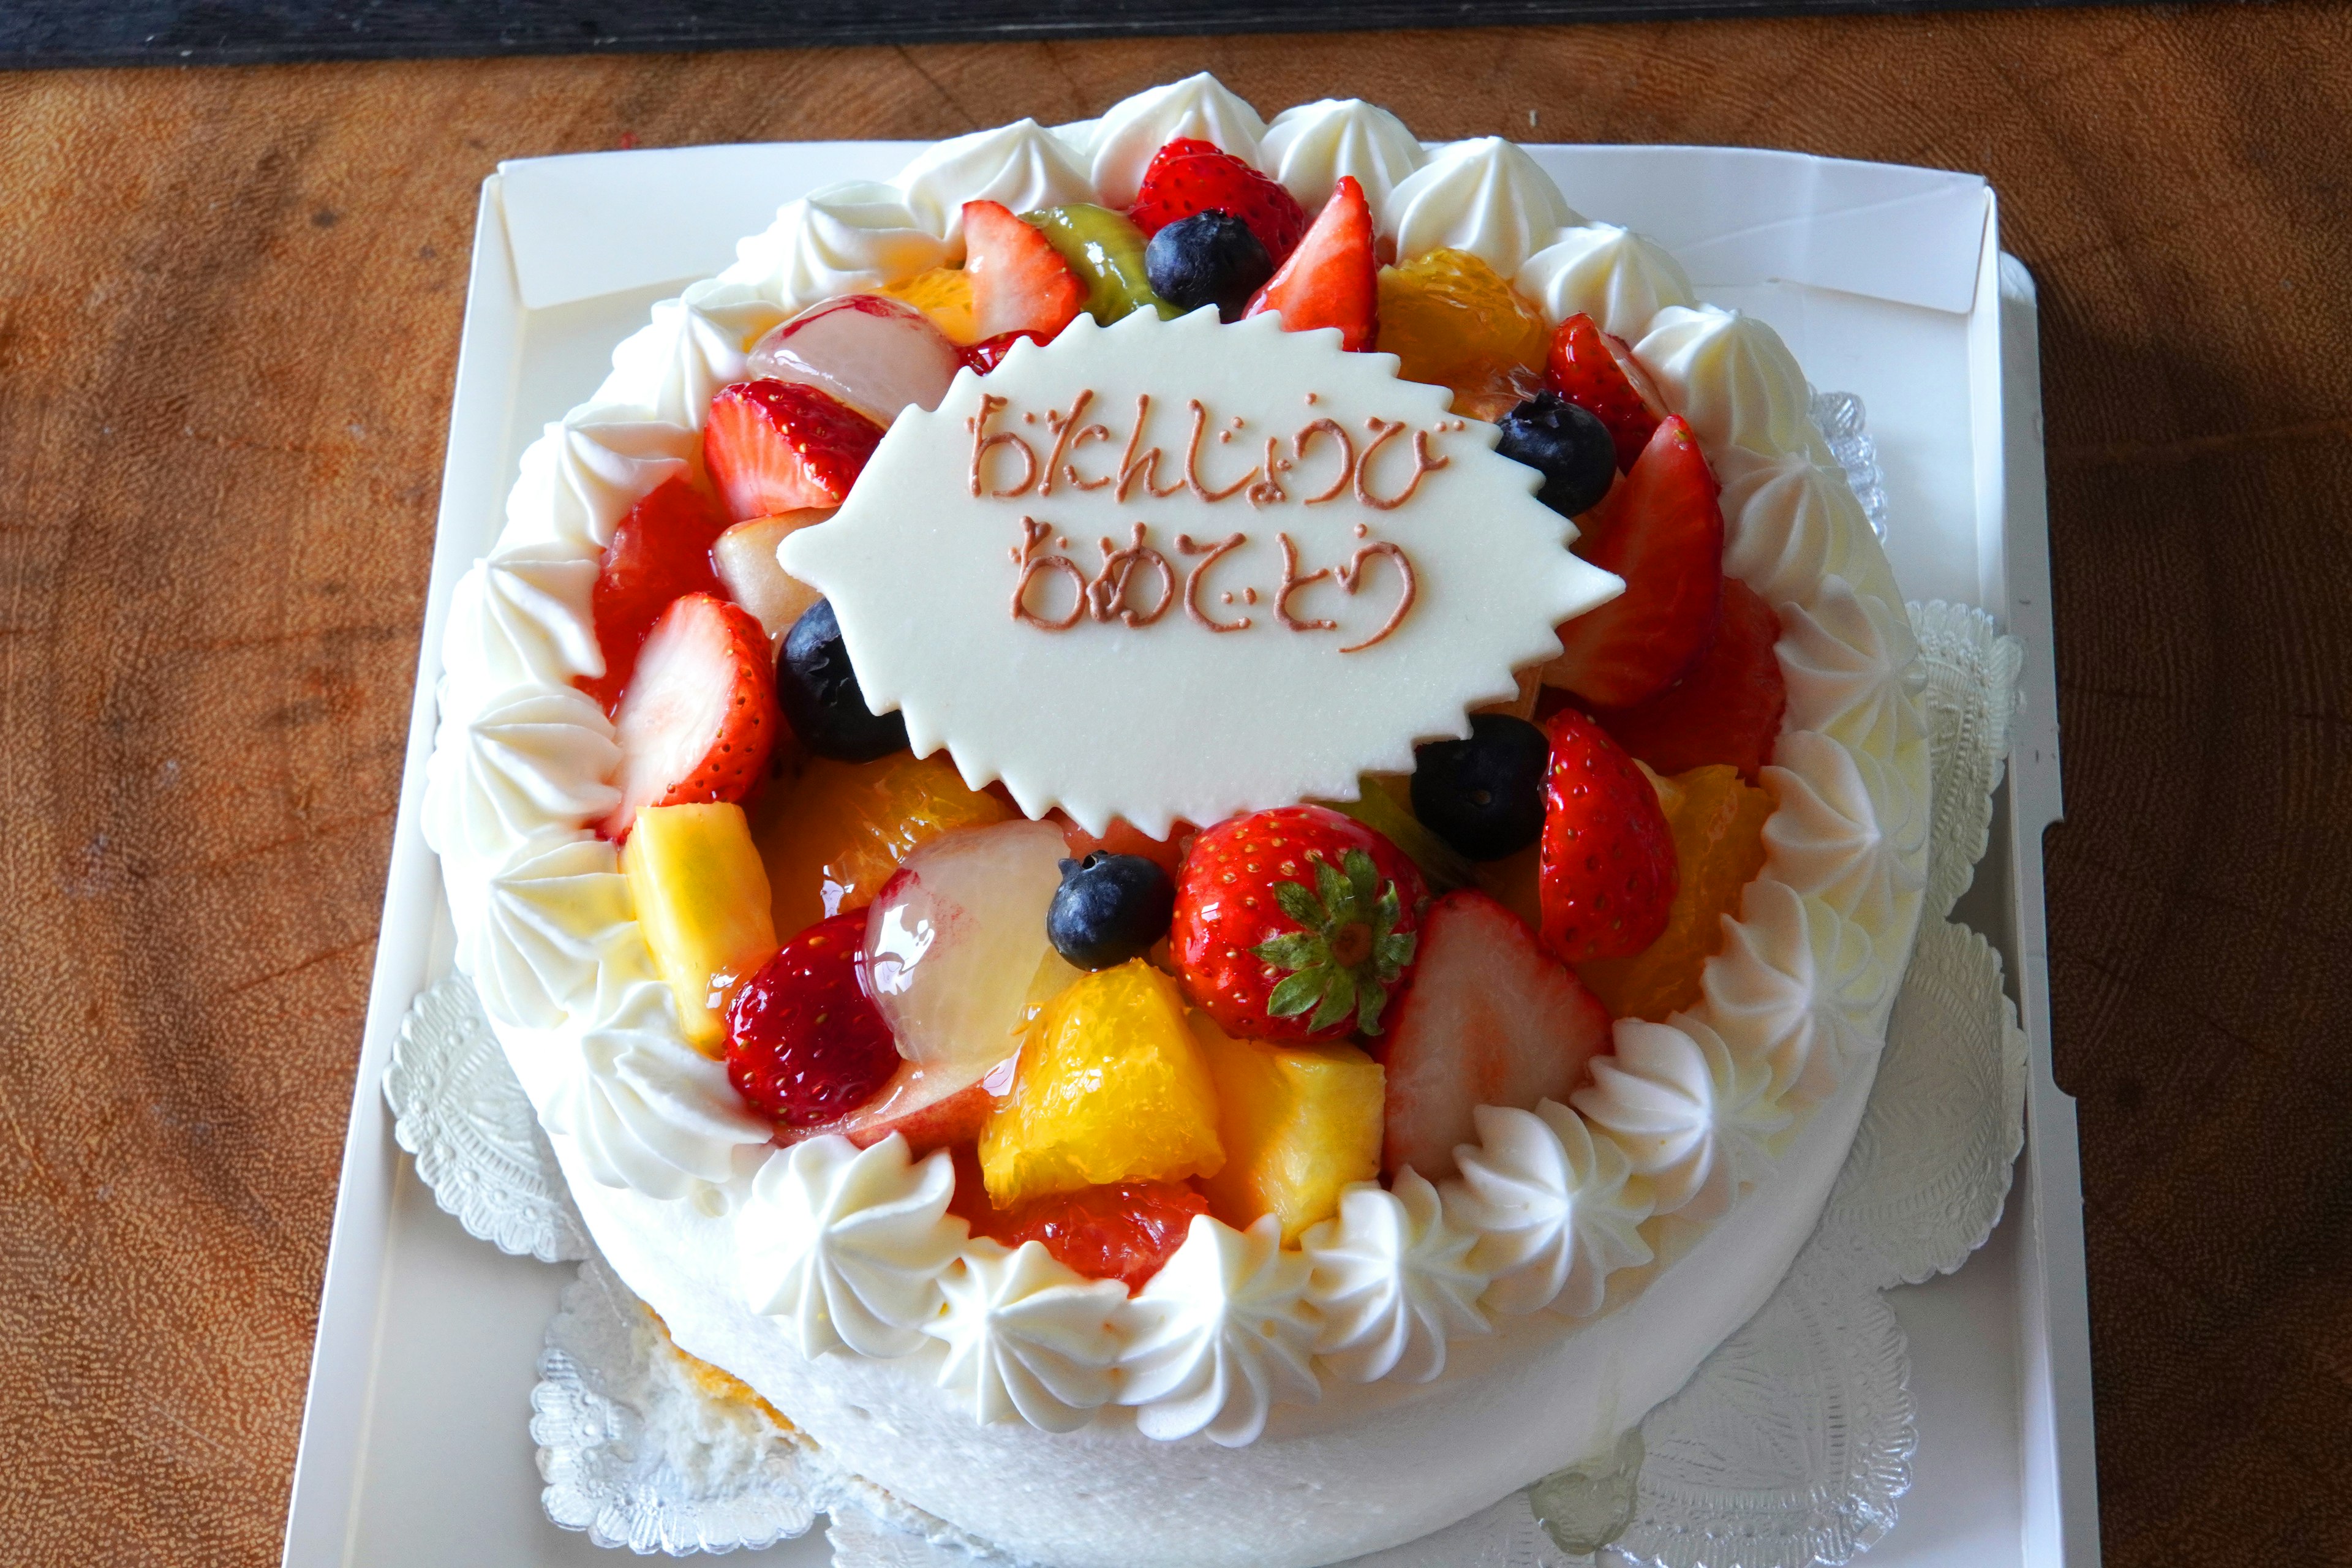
[878,266,979,346]
[1577,764,1773,1022]
[752,752,1013,940]
[1374,248,1548,420]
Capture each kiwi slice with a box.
[1024,205,1180,326]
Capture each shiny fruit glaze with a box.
[725,910,900,1126]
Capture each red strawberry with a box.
[578,476,729,712]
[1242,174,1376,351]
[1380,889,1614,1180]
[973,1178,1209,1294]
[1537,708,1677,963]
[960,328,1050,375]
[1170,805,1427,1042]
[963,201,1087,341]
[725,910,899,1126]
[1128,137,1308,267]
[704,379,883,523]
[1595,577,1787,780]
[1544,415,1725,708]
[603,592,780,839]
[1546,313,1662,473]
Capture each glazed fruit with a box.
[1046,852,1177,971]
[1025,204,1175,325]
[725,910,899,1125]
[980,959,1226,1208]
[623,802,778,1052]
[1144,211,1273,322]
[959,328,1050,374]
[745,293,962,427]
[962,200,1088,341]
[1578,763,1773,1022]
[754,750,1013,941]
[1127,137,1307,266]
[1326,774,1472,892]
[1374,248,1549,421]
[1055,813,1188,880]
[1537,707,1678,963]
[580,475,729,712]
[1244,175,1377,352]
[1194,1015,1385,1243]
[603,593,780,840]
[1495,391,1618,518]
[1545,312,1663,474]
[709,510,829,649]
[1595,578,1787,781]
[704,379,884,522]
[878,264,979,346]
[1379,889,1613,1180]
[1411,714,1551,862]
[776,598,908,762]
[1544,415,1725,708]
[1170,805,1428,1042]
[982,1179,1207,1293]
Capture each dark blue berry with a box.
[1144,211,1273,322]
[1496,392,1618,517]
[1411,714,1550,861]
[1047,853,1177,970]
[777,598,907,762]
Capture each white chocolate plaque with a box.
[778,309,1621,836]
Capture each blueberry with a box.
[1047,853,1177,970]
[1496,392,1618,518]
[777,599,908,762]
[1411,714,1550,862]
[1144,211,1272,322]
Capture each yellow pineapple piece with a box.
[1374,248,1549,420]
[622,803,778,1053]
[879,266,978,345]
[1578,764,1773,1021]
[753,752,1013,941]
[1193,1015,1384,1243]
[980,960,1224,1207]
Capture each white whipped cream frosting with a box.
[1714,443,1872,612]
[499,412,695,552]
[462,832,635,1029]
[1637,304,1830,463]
[1082,73,1270,208]
[1762,728,1928,931]
[442,542,605,709]
[1445,1100,1654,1319]
[597,292,774,429]
[1303,1170,1491,1383]
[925,1239,1129,1432]
[1778,575,1929,759]
[1386,137,1582,277]
[1574,1017,1789,1221]
[1257,97,1427,219]
[1118,1215,1319,1446]
[1514,223,1695,342]
[423,687,621,864]
[895,119,1095,251]
[723,180,951,318]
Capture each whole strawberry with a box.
[1172,804,1427,1041]
[1128,137,1308,268]
[1538,709,1678,963]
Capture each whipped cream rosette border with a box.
[421,73,1932,1447]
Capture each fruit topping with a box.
[1243,175,1377,352]
[704,379,884,523]
[1127,137,1308,267]
[622,802,778,1052]
[1194,1017,1384,1243]
[775,598,907,762]
[979,1179,1208,1294]
[1595,577,1787,780]
[1325,774,1472,892]
[878,264,979,345]
[1170,804,1427,1042]
[1578,763,1772,1022]
[1472,843,1543,932]
[1374,247,1550,421]
[1055,814,1188,880]
[1545,312,1663,474]
[863,818,1080,1076]
[754,750,1013,941]
[725,909,899,1125]
[603,592,780,840]
[579,475,730,712]
[1024,203,1176,325]
[980,960,1226,1208]
[1047,852,1178,971]
[1144,210,1273,322]
[1537,708,1678,963]
[959,328,1050,375]
[1411,713,1551,862]
[745,293,962,428]
[1496,391,1618,518]
[962,200,1088,341]
[710,510,830,650]
[1543,415,1725,709]
[1379,888,1612,1180]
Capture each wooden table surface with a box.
[4,8,2349,1565]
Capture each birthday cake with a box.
[423,75,1929,1568]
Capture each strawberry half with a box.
[1546,313,1662,474]
[1128,137,1308,268]
[962,200,1088,342]
[578,475,729,712]
[603,592,780,839]
[1544,415,1725,708]
[1595,576,1787,780]
[1379,889,1613,1180]
[704,379,884,523]
[1537,708,1677,963]
[1243,174,1376,351]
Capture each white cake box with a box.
[279,137,2095,1568]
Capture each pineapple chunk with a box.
[980,960,1224,1207]
[622,802,778,1054]
[1193,1016,1384,1242]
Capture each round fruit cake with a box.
[425,75,1930,1568]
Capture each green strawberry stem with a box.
[1251,848,1417,1035]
